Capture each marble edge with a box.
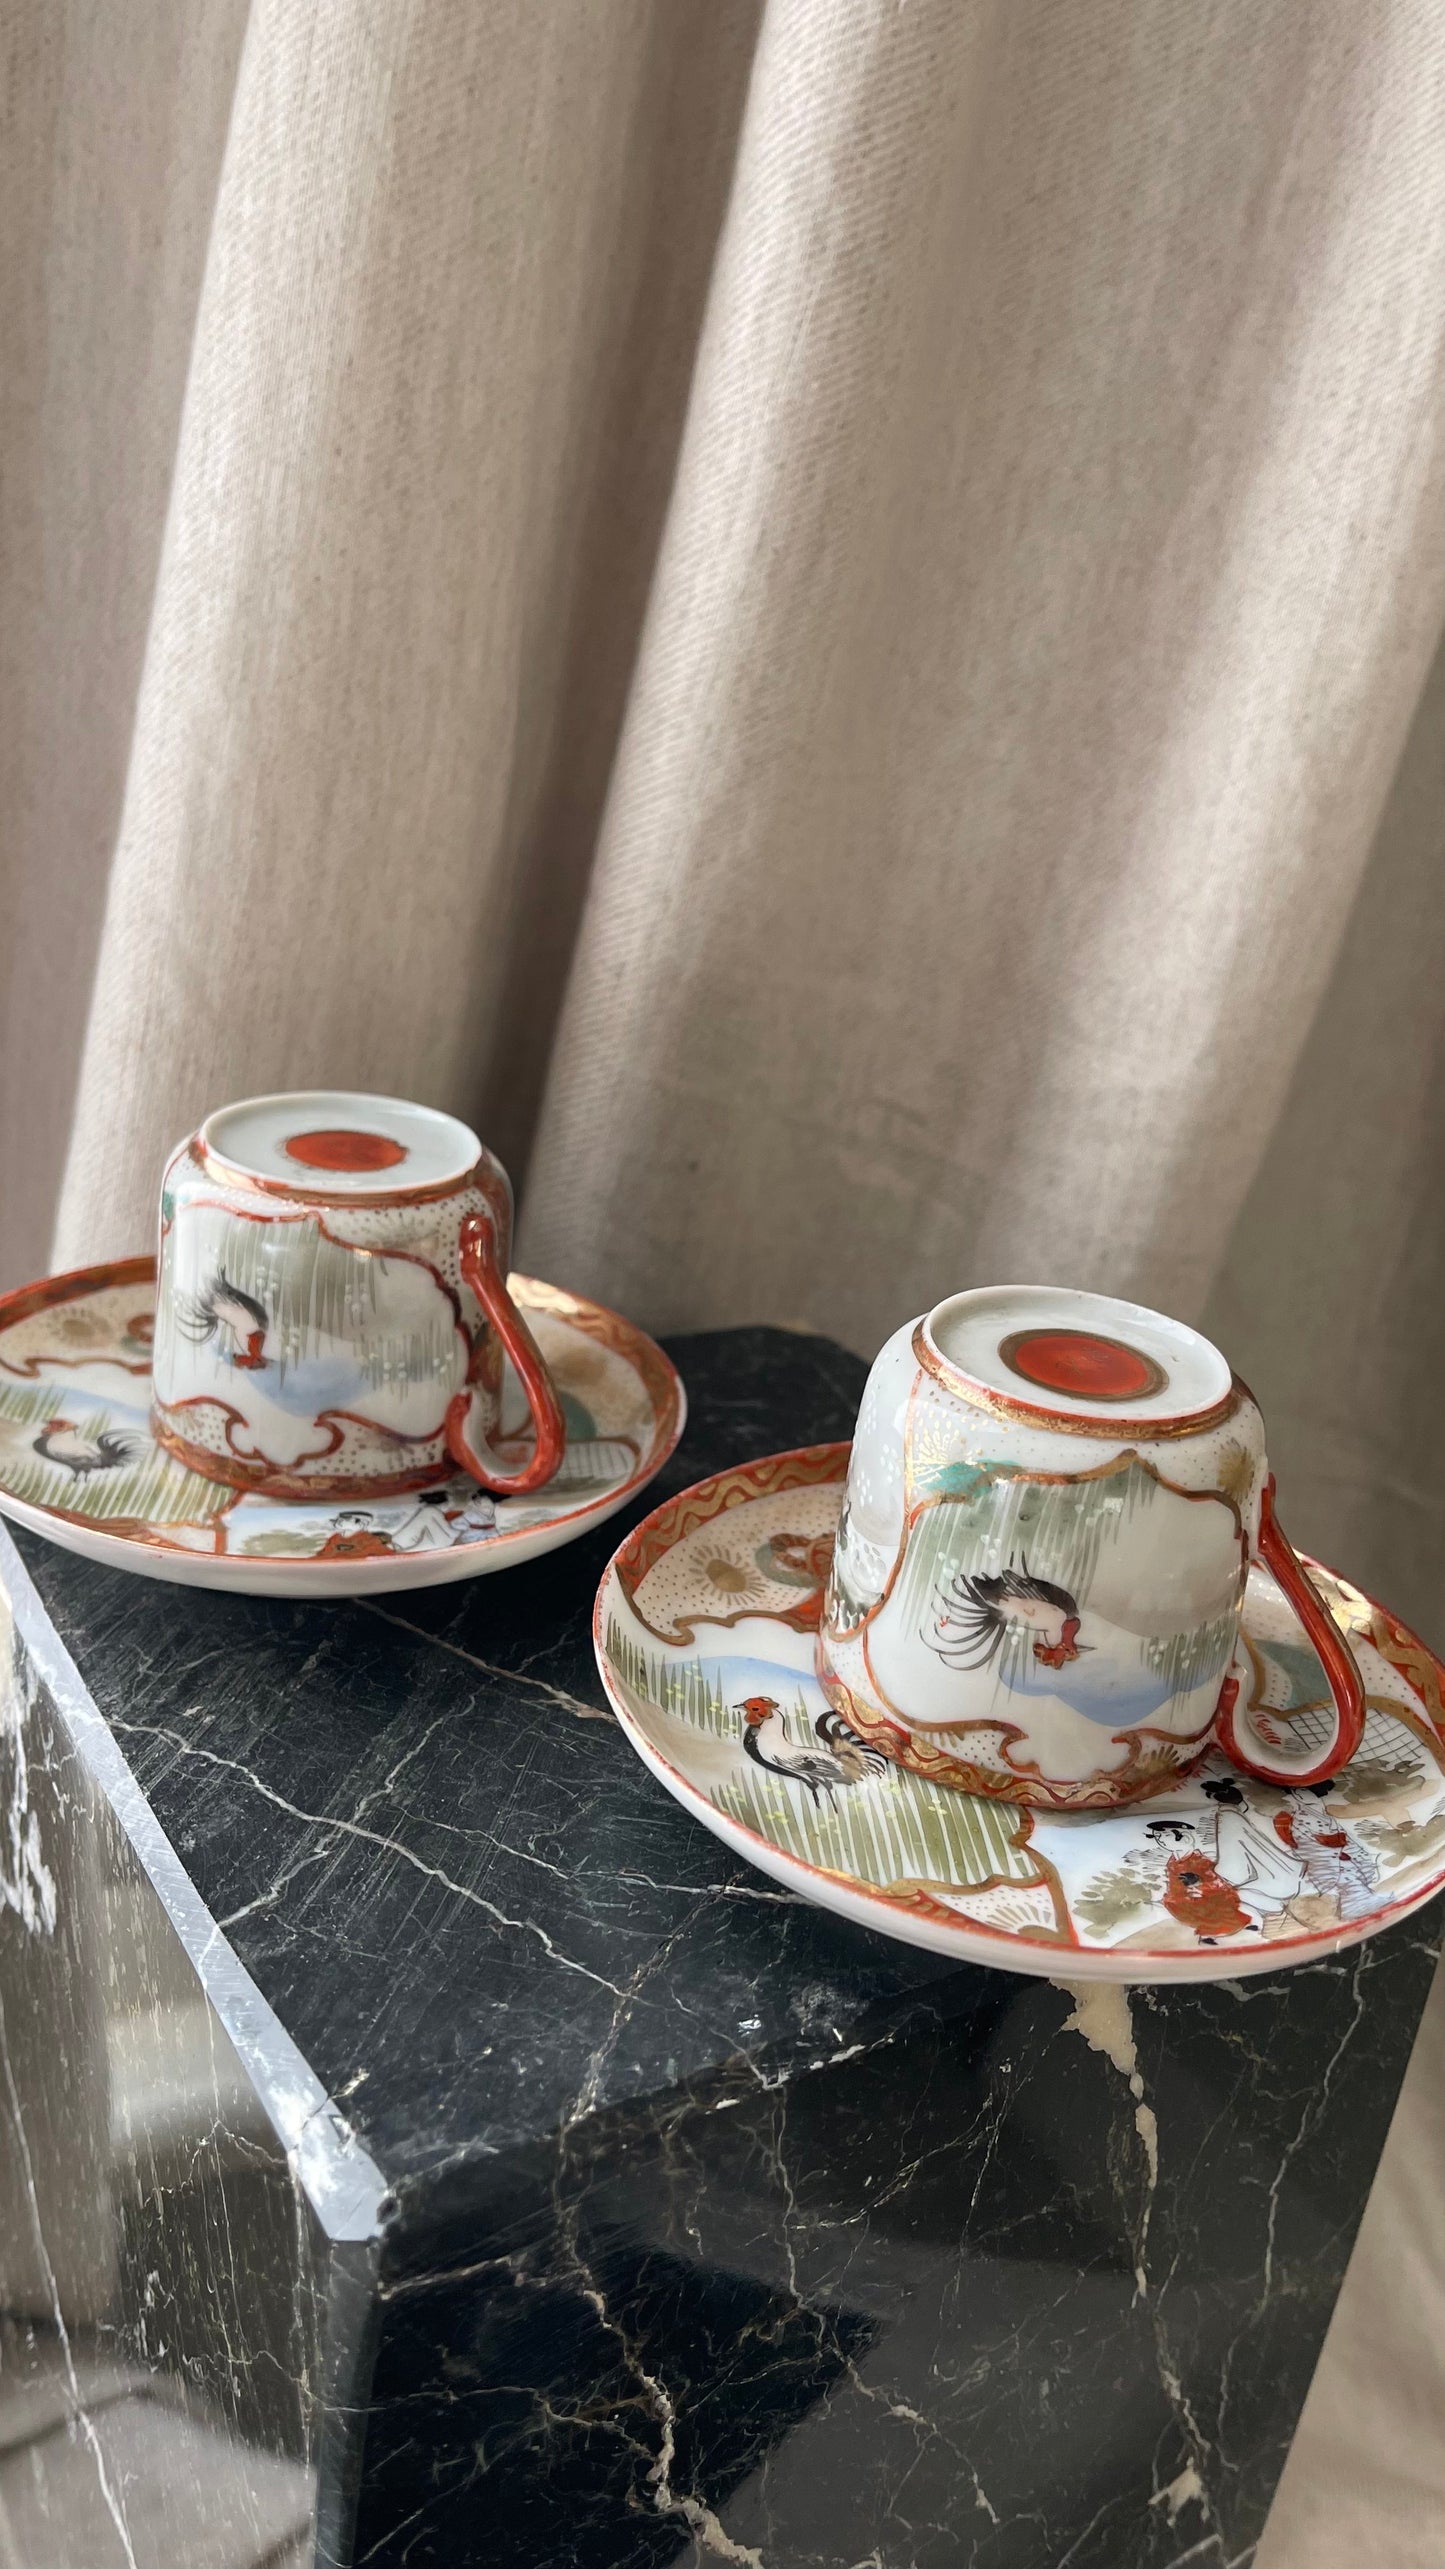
[0,1521,389,2244]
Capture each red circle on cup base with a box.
[997,1327,1166,1403]
[282,1128,408,1173]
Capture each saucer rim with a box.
[594,1442,1445,1985]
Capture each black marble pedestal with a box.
[1,1327,1438,2569]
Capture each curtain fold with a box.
[34,0,760,1268]
[523,0,1445,1367]
[8,15,1445,2562]
[0,0,250,1295]
[4,0,1444,1637]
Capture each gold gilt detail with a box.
[911,1324,1246,1441]
[1214,1438,1257,1511]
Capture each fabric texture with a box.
[5,8,1445,2559]
[2,0,1441,1648]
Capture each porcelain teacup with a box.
[150,1090,565,1500]
[816,1284,1365,1810]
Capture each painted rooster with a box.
[32,1417,137,1478]
[930,1561,1087,1673]
[739,1696,885,1802]
[814,1706,890,1782]
[179,1271,270,1369]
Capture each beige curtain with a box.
[5,10,1445,2550]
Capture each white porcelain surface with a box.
[820,1286,1284,1805]
[596,1448,1445,1984]
[152,1089,522,1492]
[0,1260,683,1595]
[200,1089,481,1190]
[925,1283,1231,1421]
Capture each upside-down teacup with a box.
[150,1091,565,1500]
[815,1284,1364,1811]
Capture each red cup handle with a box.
[444,1211,567,1496]
[1214,1475,1366,1786]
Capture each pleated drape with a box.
[3,0,1445,1661]
[8,10,1445,2561]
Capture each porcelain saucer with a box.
[594,1444,1445,1983]
[0,1258,684,1596]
